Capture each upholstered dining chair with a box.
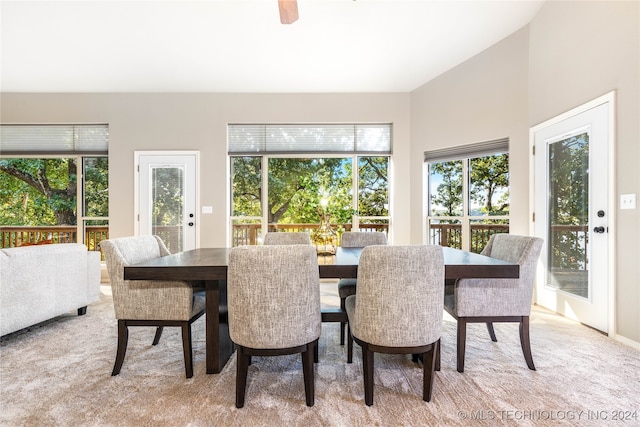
[228,245,321,408]
[263,231,311,245]
[337,231,387,345]
[345,245,444,406]
[102,235,205,378]
[444,234,543,373]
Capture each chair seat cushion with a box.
[338,279,357,298]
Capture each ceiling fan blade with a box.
[278,0,299,24]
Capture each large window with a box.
[0,125,108,250]
[229,124,391,246]
[425,139,509,253]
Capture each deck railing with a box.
[231,223,388,247]
[0,226,108,252]
[0,223,589,267]
[428,223,510,253]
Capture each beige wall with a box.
[410,1,639,344]
[0,93,412,247]
[409,26,531,242]
[529,1,640,344]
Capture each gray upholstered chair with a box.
[345,245,444,406]
[263,231,311,245]
[102,235,205,378]
[444,234,543,373]
[228,245,321,408]
[337,231,387,345]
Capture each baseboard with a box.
[614,334,640,350]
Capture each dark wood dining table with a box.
[124,246,519,374]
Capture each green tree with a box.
[0,158,77,225]
[470,153,510,215]
[430,161,463,216]
[83,157,109,218]
[358,157,389,216]
[231,157,356,224]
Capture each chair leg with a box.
[340,297,346,346]
[112,320,128,376]
[435,338,441,372]
[456,318,467,373]
[302,342,316,407]
[313,342,319,363]
[423,344,437,402]
[236,346,250,408]
[519,316,536,370]
[152,326,164,345]
[347,326,353,364]
[181,322,194,378]
[486,322,497,342]
[362,344,375,406]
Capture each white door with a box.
[136,152,198,253]
[532,94,613,333]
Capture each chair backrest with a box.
[482,234,543,293]
[101,235,193,320]
[352,245,444,347]
[457,234,543,317]
[228,245,321,349]
[340,231,387,248]
[263,231,311,245]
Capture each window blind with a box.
[228,124,392,155]
[424,138,508,163]
[0,124,109,155]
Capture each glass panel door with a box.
[138,153,197,253]
[547,132,589,298]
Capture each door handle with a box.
[593,226,605,234]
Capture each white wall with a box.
[529,0,639,344]
[409,26,531,242]
[410,1,639,344]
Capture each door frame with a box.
[134,150,200,249]
[529,91,616,336]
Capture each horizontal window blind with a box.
[228,124,392,155]
[424,138,508,163]
[0,124,109,155]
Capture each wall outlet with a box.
[620,194,636,210]
[201,205,213,214]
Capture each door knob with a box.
[188,222,194,227]
[593,226,605,234]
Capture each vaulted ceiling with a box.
[1,1,545,93]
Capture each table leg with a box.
[205,279,234,374]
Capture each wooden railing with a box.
[0,225,108,252]
[428,223,510,253]
[0,223,589,267]
[232,223,388,247]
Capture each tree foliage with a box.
[0,157,109,226]
[470,153,509,215]
[430,161,463,216]
[429,154,510,217]
[231,156,389,225]
[0,158,77,225]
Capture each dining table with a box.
[124,246,519,374]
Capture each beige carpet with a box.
[1,284,639,427]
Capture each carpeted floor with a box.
[1,284,639,426]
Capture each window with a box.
[229,124,391,246]
[425,139,509,253]
[0,125,108,251]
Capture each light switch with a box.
[620,194,636,210]
[201,206,213,214]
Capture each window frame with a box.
[424,142,509,252]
